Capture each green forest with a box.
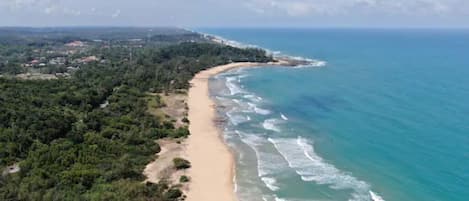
[0,29,272,201]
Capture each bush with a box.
[173,158,191,170]
[179,175,190,183]
[170,127,190,138]
[164,188,183,200]
[181,117,189,123]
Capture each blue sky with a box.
[1,0,469,27]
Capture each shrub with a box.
[179,175,190,183]
[173,158,191,170]
[170,127,190,138]
[164,188,183,200]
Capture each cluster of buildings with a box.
[22,41,102,69]
[22,55,99,68]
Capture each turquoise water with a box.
[203,28,469,201]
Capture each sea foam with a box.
[237,132,284,177]
[370,191,385,201]
[226,76,246,95]
[262,118,282,132]
[274,196,289,201]
[293,60,327,68]
[243,94,263,102]
[261,177,281,191]
[269,137,385,201]
[236,131,287,193]
[226,109,251,125]
[247,102,271,115]
[280,113,289,120]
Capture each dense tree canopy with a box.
[0,28,272,201]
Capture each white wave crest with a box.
[370,191,385,201]
[262,118,282,132]
[237,132,283,176]
[235,131,288,193]
[280,113,289,120]
[243,94,263,102]
[269,137,386,201]
[261,177,280,191]
[247,102,271,115]
[233,174,238,192]
[294,60,327,68]
[274,197,287,201]
[226,110,250,125]
[226,76,245,95]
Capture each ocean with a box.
[200,28,469,201]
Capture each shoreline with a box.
[185,61,286,201]
[198,30,326,67]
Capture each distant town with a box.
[0,27,207,79]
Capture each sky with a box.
[1,0,469,28]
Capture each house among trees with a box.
[65,40,85,47]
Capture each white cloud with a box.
[284,2,315,16]
[1,0,469,27]
[2,0,81,16]
[243,0,465,17]
[243,0,358,16]
[43,5,57,14]
[4,0,38,10]
[112,9,121,18]
[63,7,81,16]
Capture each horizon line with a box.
[0,25,469,30]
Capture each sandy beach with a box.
[185,62,275,201]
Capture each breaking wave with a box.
[226,109,251,125]
[370,191,385,201]
[261,177,280,191]
[269,137,385,201]
[247,102,271,115]
[293,60,327,68]
[226,76,245,95]
[235,131,288,194]
[280,113,288,120]
[262,118,282,132]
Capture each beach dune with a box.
[185,62,266,201]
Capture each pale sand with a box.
[144,139,187,185]
[185,62,279,201]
